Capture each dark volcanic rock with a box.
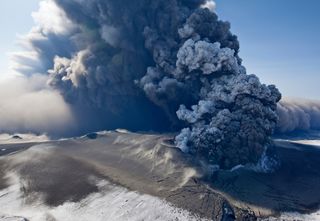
[85,132,99,139]
[11,135,22,140]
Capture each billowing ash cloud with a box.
[8,0,282,169]
[276,98,320,133]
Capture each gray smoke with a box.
[276,98,320,133]
[9,0,282,169]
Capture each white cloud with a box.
[201,0,216,12]
[31,0,76,35]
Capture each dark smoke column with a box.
[24,0,281,169]
[140,6,282,169]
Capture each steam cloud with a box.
[1,0,290,169]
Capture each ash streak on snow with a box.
[0,175,208,221]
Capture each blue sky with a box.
[0,0,319,99]
[215,0,320,99]
[0,0,40,75]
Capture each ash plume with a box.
[6,0,283,169]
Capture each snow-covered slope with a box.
[0,131,319,220]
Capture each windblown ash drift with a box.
[0,75,75,137]
[13,0,281,169]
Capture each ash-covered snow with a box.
[0,175,208,221]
